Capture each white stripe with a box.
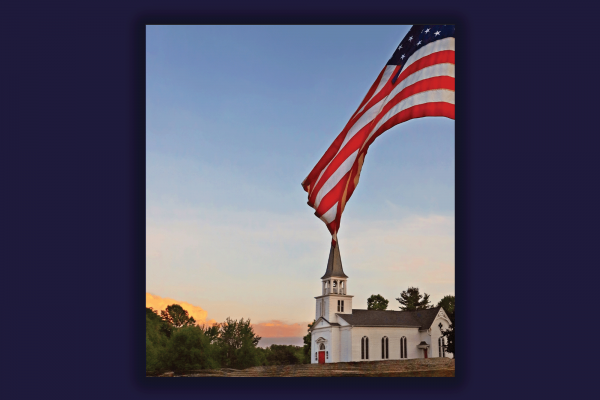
[368,89,455,140]
[314,149,359,209]
[388,63,455,102]
[319,202,338,224]
[340,98,385,149]
[356,65,396,115]
[403,37,455,72]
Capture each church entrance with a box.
[318,351,325,364]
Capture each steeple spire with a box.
[321,242,348,279]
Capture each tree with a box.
[437,295,455,358]
[441,322,455,358]
[265,345,303,365]
[396,287,432,311]
[200,323,220,344]
[302,320,315,364]
[367,294,389,310]
[146,307,172,373]
[436,295,455,317]
[215,317,262,369]
[160,304,197,328]
[162,325,220,372]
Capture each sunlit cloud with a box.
[252,320,310,338]
[146,292,216,326]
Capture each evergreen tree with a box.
[395,287,432,311]
[367,294,389,310]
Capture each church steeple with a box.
[316,242,353,322]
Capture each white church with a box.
[310,244,452,364]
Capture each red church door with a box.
[318,351,325,364]
[424,349,428,358]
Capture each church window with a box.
[320,300,324,317]
[319,343,325,350]
[341,300,344,312]
[326,351,328,359]
[361,336,369,360]
[400,337,407,358]
[338,300,340,312]
[439,322,443,332]
[381,336,389,359]
[315,352,317,361]
[438,337,445,357]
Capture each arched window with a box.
[381,336,389,359]
[319,343,325,350]
[400,337,407,359]
[361,336,369,360]
[438,337,445,357]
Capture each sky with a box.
[146,25,454,344]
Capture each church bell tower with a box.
[315,243,353,323]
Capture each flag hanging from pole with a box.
[302,25,455,246]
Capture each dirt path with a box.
[161,358,454,377]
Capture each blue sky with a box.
[146,25,454,335]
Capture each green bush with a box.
[265,345,303,365]
[162,326,220,373]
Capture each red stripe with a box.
[396,50,454,87]
[308,125,370,206]
[366,102,455,150]
[365,78,454,132]
[315,169,352,217]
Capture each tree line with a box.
[146,304,310,374]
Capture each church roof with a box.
[336,307,442,329]
[321,243,348,279]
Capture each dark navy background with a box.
[2,0,599,398]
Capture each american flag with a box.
[302,25,455,246]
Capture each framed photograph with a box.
[146,25,454,377]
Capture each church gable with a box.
[435,307,451,324]
[310,316,340,331]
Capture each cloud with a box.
[146,292,216,325]
[251,320,310,338]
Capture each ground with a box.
[154,358,455,377]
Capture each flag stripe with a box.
[314,149,359,210]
